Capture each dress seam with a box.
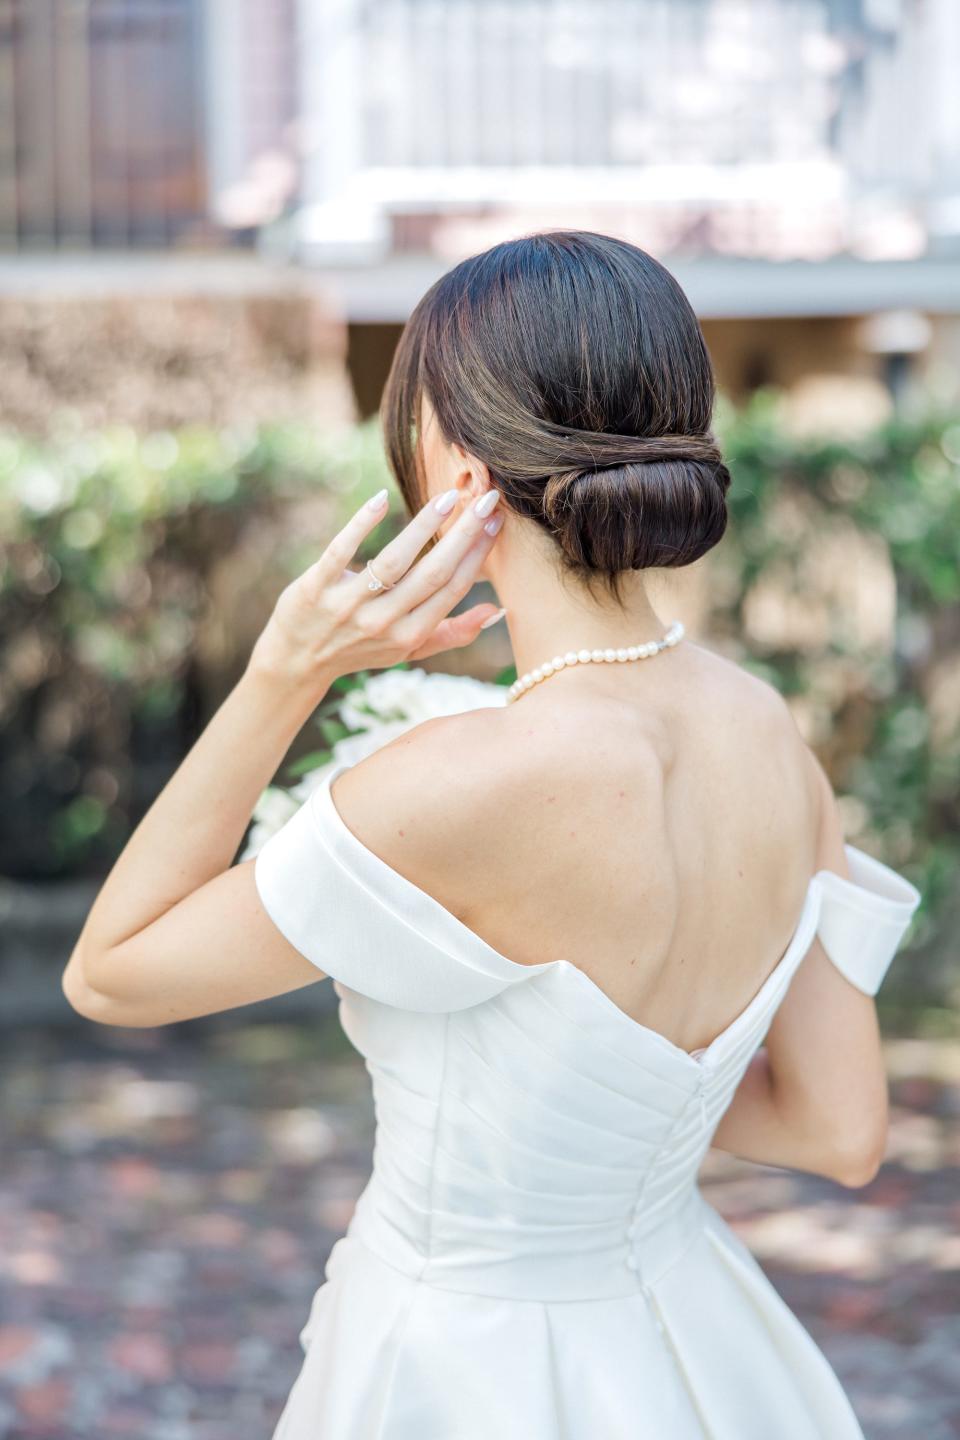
[421,1009,452,1280]
[643,1284,717,1440]
[628,1083,703,1282]
[369,1278,425,1440]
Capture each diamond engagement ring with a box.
[365,561,394,592]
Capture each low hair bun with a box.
[541,432,731,576]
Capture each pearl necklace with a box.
[506,620,685,704]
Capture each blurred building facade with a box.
[1,0,959,422]
[0,0,208,247]
[291,0,960,267]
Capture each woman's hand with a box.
[248,485,507,695]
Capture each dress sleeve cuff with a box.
[815,843,922,995]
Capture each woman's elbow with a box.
[61,963,159,1030]
[824,1110,889,1189]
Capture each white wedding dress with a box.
[254,760,921,1440]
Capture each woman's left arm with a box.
[62,479,506,1027]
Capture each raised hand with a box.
[248,485,506,694]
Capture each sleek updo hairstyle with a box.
[381,229,731,607]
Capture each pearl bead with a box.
[506,622,684,704]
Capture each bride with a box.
[63,229,920,1438]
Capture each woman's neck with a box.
[487,551,671,685]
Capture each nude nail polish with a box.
[474,489,500,518]
[434,488,459,514]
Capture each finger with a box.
[367,492,503,622]
[330,486,471,603]
[406,603,504,661]
[303,489,393,595]
[395,528,500,652]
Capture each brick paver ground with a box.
[1,1018,957,1440]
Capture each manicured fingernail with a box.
[484,513,504,536]
[434,488,459,514]
[480,607,507,630]
[474,489,500,518]
[367,488,389,509]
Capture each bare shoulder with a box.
[326,704,523,893]
[685,638,797,722]
[328,689,632,872]
[721,655,833,804]
[686,640,815,758]
[680,638,825,847]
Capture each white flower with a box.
[338,668,428,728]
[242,667,511,858]
[405,670,507,718]
[288,763,339,807]
[340,668,506,730]
[251,785,302,829]
[330,719,417,767]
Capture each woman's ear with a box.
[453,447,492,499]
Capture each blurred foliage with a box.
[1,395,957,1023]
[710,391,960,1027]
[0,416,397,879]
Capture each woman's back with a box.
[332,637,821,1056]
[254,659,919,1440]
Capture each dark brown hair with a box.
[381,229,731,606]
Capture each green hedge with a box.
[0,417,397,877]
[2,396,957,1023]
[710,394,960,1026]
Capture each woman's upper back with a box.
[327,640,822,1055]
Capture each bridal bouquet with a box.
[240,665,511,861]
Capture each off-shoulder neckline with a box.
[310,762,913,1071]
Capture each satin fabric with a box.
[255,762,921,1439]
